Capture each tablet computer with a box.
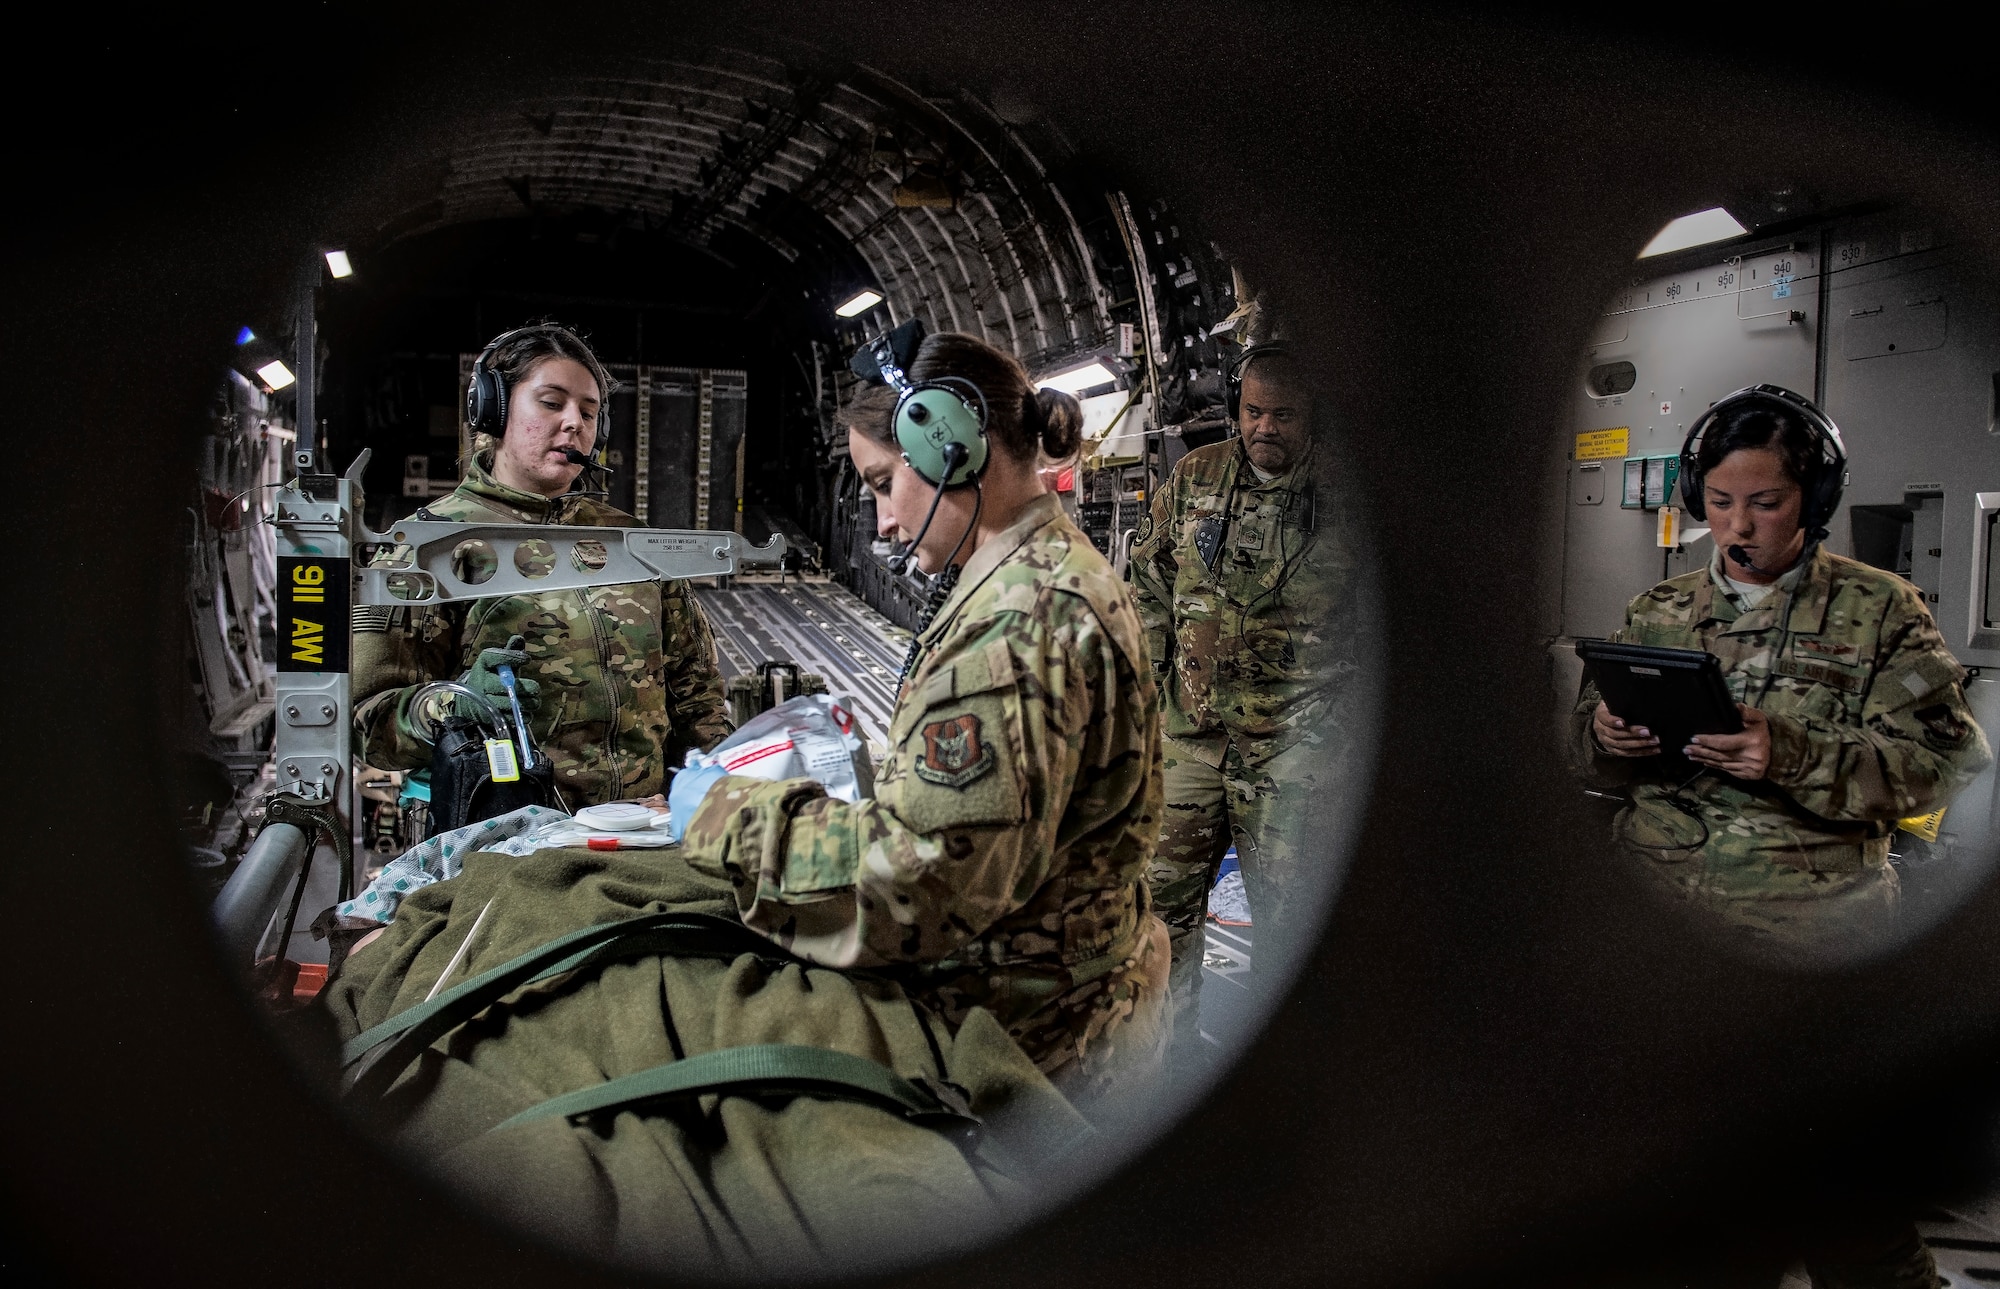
[1574,639,1743,755]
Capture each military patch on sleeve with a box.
[1915,702,1970,747]
[1898,653,1964,704]
[916,713,995,789]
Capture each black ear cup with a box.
[1678,437,1708,520]
[1803,451,1845,532]
[464,338,509,436]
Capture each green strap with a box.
[491,1044,979,1135]
[340,911,785,1103]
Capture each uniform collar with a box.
[1702,542,1832,636]
[1782,543,1836,635]
[1232,437,1314,492]
[919,492,1066,647]
[457,450,583,523]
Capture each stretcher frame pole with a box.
[211,821,309,966]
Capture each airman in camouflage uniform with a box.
[1132,376,1359,1059]
[353,449,734,808]
[1572,543,1990,947]
[679,492,1169,1101]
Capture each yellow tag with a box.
[485,738,521,783]
[1899,807,1945,842]
[1656,505,1681,548]
[1575,428,1630,461]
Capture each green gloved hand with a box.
[461,634,541,722]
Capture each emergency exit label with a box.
[1574,428,1630,461]
[278,556,350,673]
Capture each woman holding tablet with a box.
[1571,384,1989,948]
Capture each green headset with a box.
[848,319,991,678]
[851,318,989,486]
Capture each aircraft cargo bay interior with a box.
[23,10,2000,1289]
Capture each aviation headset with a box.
[849,319,996,681]
[464,323,615,472]
[1677,383,1847,540]
[850,317,990,487]
[1225,340,1293,422]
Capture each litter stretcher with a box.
[325,839,1095,1275]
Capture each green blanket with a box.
[323,845,1092,1275]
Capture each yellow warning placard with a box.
[1574,428,1630,461]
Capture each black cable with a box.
[1243,510,1315,667]
[1651,764,1715,854]
[943,480,982,573]
[1618,551,1796,860]
[888,476,954,576]
[269,843,317,975]
[895,482,982,688]
[1747,542,1814,711]
[896,571,958,687]
[1657,561,1793,855]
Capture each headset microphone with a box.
[560,447,614,474]
[1727,545,1761,573]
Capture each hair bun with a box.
[1034,387,1083,460]
[908,331,1084,463]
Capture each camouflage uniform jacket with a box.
[1570,545,1990,884]
[679,493,1164,1075]
[352,452,733,807]
[1131,437,1356,767]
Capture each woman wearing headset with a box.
[352,323,733,809]
[1572,385,1989,949]
[672,331,1170,1103]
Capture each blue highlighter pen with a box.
[497,662,536,769]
